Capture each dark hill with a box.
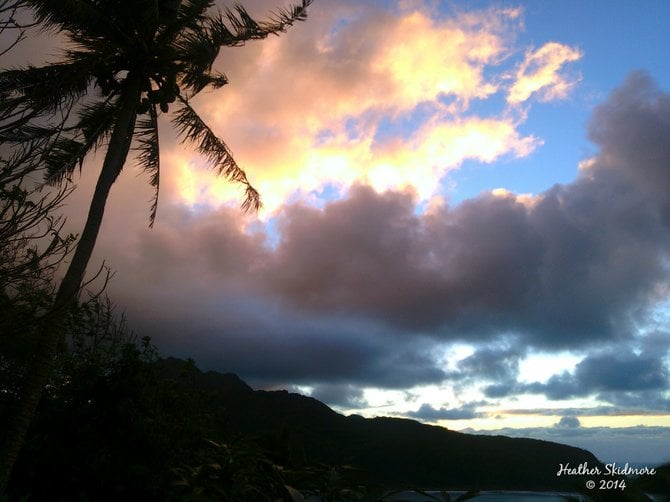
[154,357,602,492]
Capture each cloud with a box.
[407,402,485,421]
[467,425,670,465]
[599,390,670,414]
[575,353,668,393]
[309,383,368,409]
[555,416,581,429]
[484,382,519,399]
[25,0,660,407]
[156,2,563,214]
[262,71,670,349]
[450,345,523,386]
[370,8,508,106]
[507,42,582,104]
[90,71,670,395]
[8,3,670,468]
[101,210,449,389]
[522,373,581,401]
[488,349,669,406]
[498,406,667,418]
[264,185,545,338]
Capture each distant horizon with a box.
[460,426,670,467]
[157,352,670,468]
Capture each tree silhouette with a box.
[0,1,36,57]
[0,0,312,490]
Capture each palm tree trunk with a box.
[0,79,141,493]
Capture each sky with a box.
[11,0,670,466]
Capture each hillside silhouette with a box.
[155,357,602,492]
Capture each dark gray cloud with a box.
[560,351,667,399]
[486,349,669,407]
[598,390,670,413]
[483,382,518,399]
[266,185,545,340]
[108,238,448,389]
[574,352,668,393]
[523,372,582,400]
[407,402,486,421]
[555,416,581,429]
[309,383,368,409]
[95,72,670,394]
[124,308,448,390]
[455,345,522,382]
[451,345,524,399]
[501,407,616,417]
[263,71,670,350]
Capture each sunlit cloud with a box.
[578,156,597,169]
[517,351,583,384]
[490,187,541,208]
[157,3,575,215]
[370,9,508,107]
[507,42,583,104]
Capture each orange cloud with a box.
[507,42,582,104]
[371,9,507,107]
[155,3,576,215]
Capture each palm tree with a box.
[0,0,312,490]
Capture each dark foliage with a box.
[1,1,314,490]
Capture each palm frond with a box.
[197,71,229,90]
[157,0,212,43]
[0,60,94,120]
[25,0,140,55]
[218,5,263,42]
[24,0,108,36]
[42,136,87,184]
[175,30,230,93]
[208,0,312,48]
[175,71,227,100]
[41,98,118,185]
[172,96,260,211]
[0,89,115,192]
[133,0,160,39]
[175,0,311,95]
[135,104,161,226]
[174,0,213,27]
[174,29,220,92]
[77,98,118,149]
[0,123,58,144]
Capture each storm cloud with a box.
[260,72,670,350]
[492,351,670,402]
[407,402,486,421]
[100,71,670,392]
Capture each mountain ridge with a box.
[154,357,603,491]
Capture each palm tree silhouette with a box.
[0,0,312,489]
